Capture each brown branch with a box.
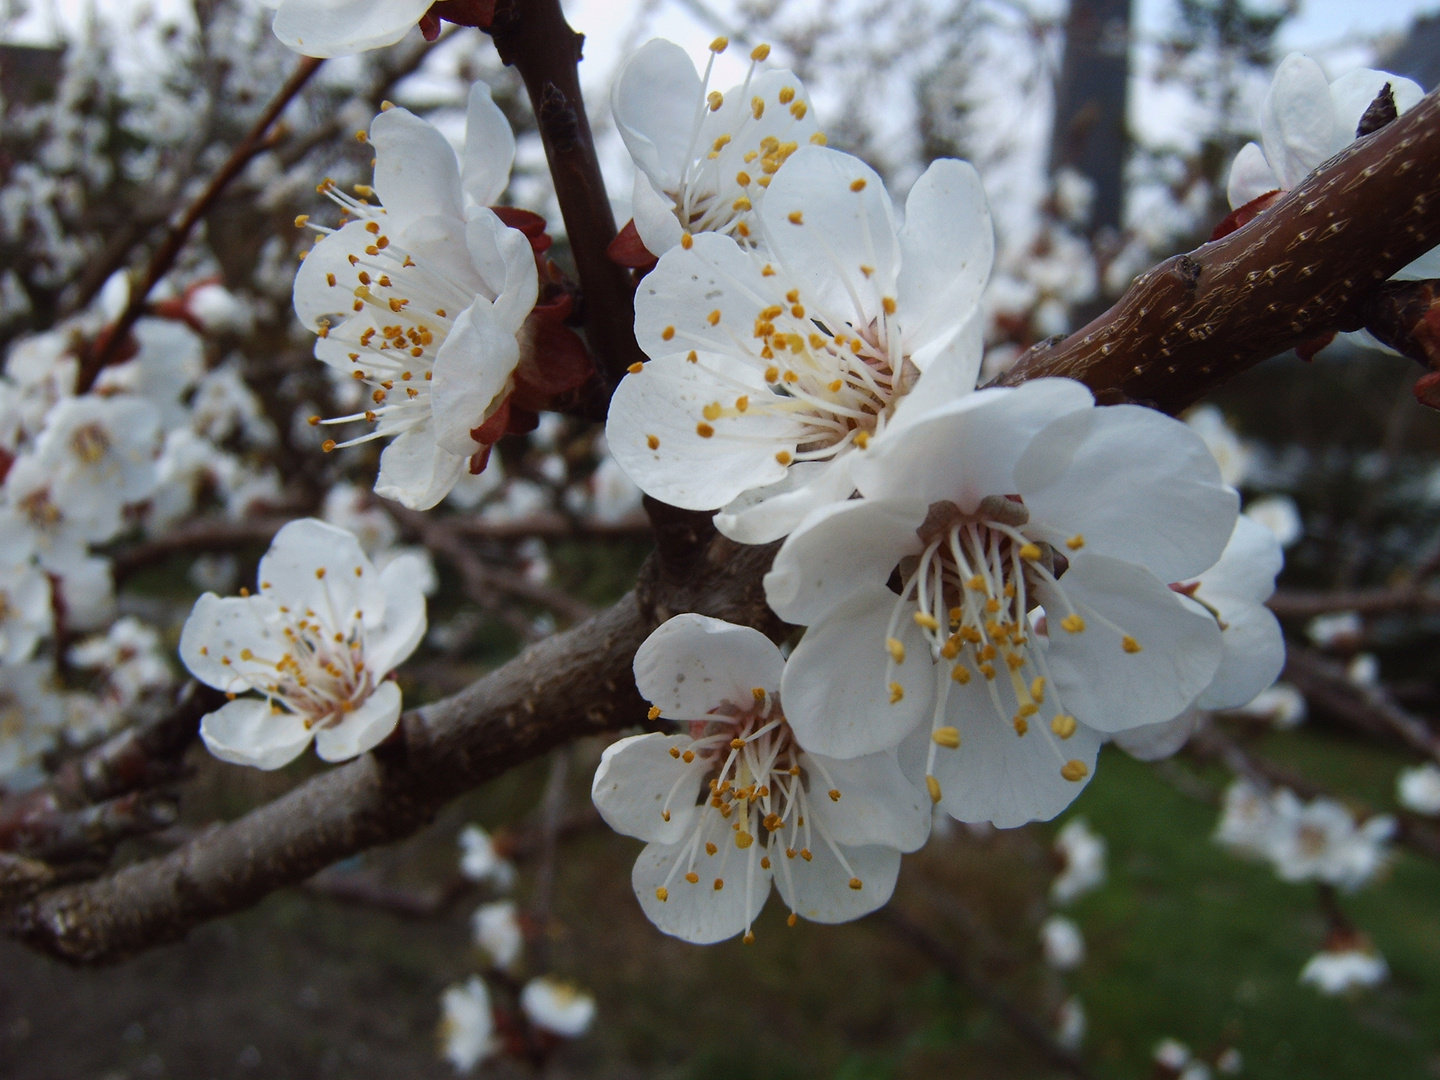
[1281,644,1440,765]
[880,907,1094,1079]
[1267,587,1440,618]
[489,0,647,388]
[11,56,1440,968]
[110,517,296,583]
[73,55,324,394]
[994,87,1440,410]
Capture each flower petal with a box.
[179,593,283,693]
[461,81,517,208]
[631,833,770,944]
[712,456,857,545]
[431,301,521,456]
[370,106,464,228]
[1017,403,1237,583]
[592,732,703,843]
[803,749,930,851]
[771,840,900,924]
[606,350,791,511]
[465,210,539,331]
[1195,595,1284,711]
[611,39,703,191]
[781,584,934,758]
[272,0,430,57]
[633,232,774,361]
[896,158,993,365]
[257,518,372,623]
[1226,141,1281,209]
[1328,68,1424,146]
[633,613,784,717]
[314,679,402,761]
[200,697,313,770]
[1261,54,1340,190]
[374,423,468,511]
[886,312,983,435]
[1037,554,1223,733]
[758,146,899,329]
[1193,513,1283,603]
[1110,707,1205,762]
[630,169,685,258]
[367,553,429,674]
[764,497,925,626]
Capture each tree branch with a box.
[994,87,1440,410]
[1267,586,1440,618]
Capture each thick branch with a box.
[995,87,1440,411]
[489,0,646,387]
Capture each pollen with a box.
[788,210,804,225]
[685,872,699,884]
[710,35,728,52]
[681,232,694,249]
[682,750,695,763]
[881,296,897,315]
[628,362,645,374]
[736,831,754,849]
[1060,614,1086,633]
[913,611,939,630]
[322,439,337,452]
[656,887,669,902]
[849,178,867,192]
[978,662,996,680]
[1031,677,1046,702]
[733,196,752,211]
[1061,760,1090,782]
[687,350,698,362]
[702,402,723,421]
[735,395,749,412]
[932,726,961,749]
[707,90,724,111]
[1012,715,1029,736]
[790,101,808,119]
[669,746,680,758]
[1051,714,1078,738]
[764,365,779,382]
[696,422,715,438]
[775,450,792,465]
[1122,635,1143,653]
[751,96,765,119]
[1019,543,1043,561]
[848,877,863,891]
[713,878,724,891]
[707,309,721,326]
[886,637,906,663]
[926,775,942,803]
[736,170,752,186]
[705,842,718,856]
[750,42,770,60]
[889,681,905,704]
[1067,534,1085,550]
[294,214,309,228]
[810,132,828,145]
[661,325,675,341]
[646,434,660,450]
[951,664,971,684]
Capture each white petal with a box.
[374,422,467,511]
[633,232,775,361]
[1328,68,1424,147]
[431,301,521,456]
[633,613,784,717]
[1038,554,1223,733]
[605,351,790,511]
[366,554,429,674]
[803,749,930,851]
[591,732,702,843]
[1227,141,1281,208]
[886,312,983,435]
[462,81,517,208]
[630,170,685,257]
[922,678,1104,827]
[631,833,770,944]
[611,39,702,191]
[200,697,313,770]
[272,0,429,57]
[771,840,900,924]
[1193,514,1283,603]
[1110,707,1205,762]
[314,679,402,761]
[758,146,899,328]
[1017,404,1238,583]
[712,456,857,545]
[465,210,539,330]
[1391,245,1440,282]
[896,159,993,364]
[1261,54,1340,190]
[852,379,1094,510]
[180,593,283,693]
[1195,596,1284,711]
[370,106,463,227]
[764,497,925,626]
[780,584,934,758]
[257,518,372,623]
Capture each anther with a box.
[1060,614,1086,633]
[889,681,905,703]
[828,789,841,802]
[696,422,715,438]
[1012,715,1029,736]
[886,637,906,663]
[656,887,668,902]
[788,211,803,225]
[707,90,724,111]
[926,775,942,803]
[951,664,971,684]
[914,612,939,630]
[932,727,961,749]
[1122,635,1142,653]
[646,434,660,450]
[849,178,866,192]
[1067,534,1085,550]
[1051,714,1077,738]
[1061,760,1090,782]
[775,450,792,465]
[709,35,728,52]
[713,878,724,890]
[705,842,717,856]
[750,43,770,60]
[1019,543,1043,561]
[628,362,645,374]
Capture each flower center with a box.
[304,184,473,454]
[882,497,1133,800]
[649,688,865,941]
[69,422,110,465]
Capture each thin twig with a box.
[74,55,324,393]
[1267,587,1440,618]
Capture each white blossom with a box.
[592,614,929,944]
[1299,945,1388,995]
[1245,494,1301,548]
[1306,611,1362,649]
[767,379,1234,826]
[295,84,537,509]
[472,900,523,969]
[1185,405,1252,489]
[458,824,517,891]
[1055,995,1086,1050]
[1267,792,1394,892]
[1213,779,1279,860]
[611,37,820,258]
[0,662,66,792]
[438,976,498,1073]
[520,976,596,1038]
[1110,708,1206,762]
[1052,817,1106,905]
[1396,763,1440,816]
[0,520,51,664]
[1040,914,1084,970]
[1232,682,1306,728]
[67,615,174,707]
[180,518,426,769]
[609,145,993,543]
